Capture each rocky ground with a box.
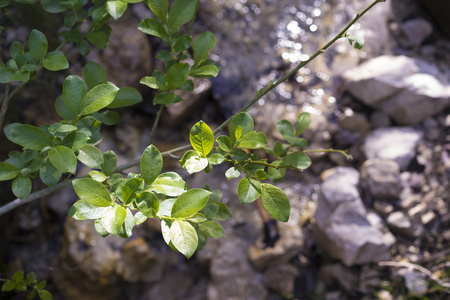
[1,0,450,299]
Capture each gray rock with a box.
[386,211,424,238]
[363,127,423,170]
[319,263,359,292]
[338,108,371,133]
[342,56,418,105]
[399,18,433,48]
[401,269,429,295]
[361,158,402,199]
[377,73,450,125]
[313,167,392,266]
[262,264,299,295]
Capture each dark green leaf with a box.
[277,119,294,138]
[169,219,198,258]
[48,145,77,174]
[29,29,48,61]
[166,63,190,90]
[41,0,69,13]
[107,87,142,108]
[238,177,261,204]
[145,0,168,22]
[198,220,225,238]
[55,95,74,120]
[0,67,15,83]
[63,75,86,118]
[12,174,32,199]
[268,160,286,182]
[77,144,103,169]
[122,177,144,205]
[87,31,109,50]
[273,141,288,157]
[216,135,232,151]
[156,49,172,61]
[10,124,52,151]
[260,183,290,222]
[93,110,120,125]
[102,150,117,176]
[137,18,168,40]
[135,191,159,217]
[171,188,212,218]
[61,131,89,152]
[167,0,197,32]
[229,112,254,144]
[212,202,232,220]
[1,280,15,292]
[76,39,90,56]
[181,79,194,92]
[106,0,127,19]
[140,144,162,185]
[80,84,119,116]
[40,159,62,186]
[229,149,251,161]
[255,169,269,180]
[295,112,311,136]
[190,120,214,156]
[10,41,24,60]
[238,131,268,149]
[84,61,107,89]
[0,162,19,181]
[173,34,192,52]
[64,13,77,27]
[285,136,308,148]
[193,31,215,65]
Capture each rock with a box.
[369,111,392,128]
[338,108,370,134]
[313,167,392,266]
[399,18,433,48]
[373,200,394,217]
[361,158,402,199]
[262,264,299,295]
[377,73,450,125]
[386,211,424,238]
[421,211,437,225]
[342,56,418,105]
[401,269,428,295]
[319,263,359,292]
[363,127,423,170]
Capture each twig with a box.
[147,104,164,145]
[378,261,450,291]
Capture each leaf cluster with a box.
[1,271,52,300]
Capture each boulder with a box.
[399,18,433,48]
[363,127,423,170]
[361,158,402,199]
[313,167,392,267]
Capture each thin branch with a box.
[0,82,26,131]
[0,0,385,217]
[378,261,450,291]
[147,104,164,145]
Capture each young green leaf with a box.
[102,150,117,176]
[169,219,198,258]
[166,63,190,90]
[101,206,127,235]
[238,177,261,204]
[106,0,127,19]
[89,170,108,182]
[137,18,168,40]
[171,188,212,218]
[295,112,311,136]
[225,166,241,180]
[140,144,162,185]
[260,183,290,222]
[229,112,254,144]
[173,34,192,52]
[150,172,188,196]
[122,178,144,205]
[277,119,294,138]
[134,212,147,225]
[63,75,87,118]
[83,61,107,89]
[144,0,169,22]
[212,202,232,220]
[285,136,308,148]
[39,159,62,186]
[107,87,143,108]
[79,84,119,116]
[193,31,215,65]
[43,52,69,71]
[68,200,109,220]
[189,65,219,78]
[95,218,110,237]
[29,29,48,61]
[216,135,232,152]
[0,162,19,181]
[167,0,198,32]
[281,152,312,170]
[77,144,104,169]
[209,153,225,165]
[181,152,209,174]
[135,191,159,217]
[118,208,136,238]
[238,131,268,149]
[198,220,225,238]
[10,124,52,151]
[48,145,77,174]
[348,35,364,50]
[12,174,32,199]
[190,120,214,157]
[72,178,112,203]
[37,289,52,300]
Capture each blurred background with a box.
[0,0,449,299]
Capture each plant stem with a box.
[147,104,164,145]
[0,0,384,217]
[0,82,26,132]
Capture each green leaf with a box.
[150,172,188,196]
[12,174,32,199]
[0,67,15,83]
[64,13,77,27]
[160,219,176,250]
[216,135,232,152]
[101,206,127,235]
[238,131,268,149]
[193,31,215,65]
[190,120,214,156]
[89,170,107,182]
[156,49,172,61]
[183,154,208,174]
[10,124,52,151]
[277,119,294,138]
[118,207,136,238]
[80,84,119,116]
[29,29,48,61]
[212,202,232,220]
[229,149,251,161]
[209,153,225,165]
[140,145,162,185]
[158,198,176,217]
[122,178,144,205]
[140,76,163,90]
[68,200,109,220]
[107,87,142,108]
[93,110,120,125]
[189,65,219,78]
[173,34,192,52]
[48,145,77,174]
[348,35,364,50]
[77,144,103,169]
[41,0,69,13]
[169,219,198,258]
[48,123,77,135]
[73,178,112,203]
[10,41,24,60]
[285,136,308,148]
[225,166,241,179]
[137,18,168,40]
[106,0,127,20]
[134,211,147,224]
[76,39,90,56]
[255,169,269,180]
[268,160,286,182]
[260,183,290,222]
[40,159,62,186]
[101,150,117,176]
[229,112,254,144]
[95,218,110,237]
[238,177,261,204]
[181,79,194,92]
[171,188,212,218]
[135,191,159,217]
[61,131,89,152]
[0,162,19,181]
[55,95,73,120]
[63,75,87,118]
[272,141,288,157]
[154,92,179,106]
[295,112,311,136]
[37,289,52,300]
[166,63,190,90]
[43,52,69,71]
[87,31,109,50]
[145,0,169,22]
[167,0,197,32]
[1,280,16,292]
[198,220,225,238]
[185,212,208,223]
[11,70,30,83]
[281,152,311,170]
[84,61,107,89]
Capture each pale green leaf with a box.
[229,112,254,144]
[167,0,197,32]
[72,178,112,203]
[169,219,198,258]
[77,144,103,169]
[79,84,119,116]
[295,112,311,136]
[238,177,261,204]
[190,120,214,156]
[198,220,225,238]
[140,145,162,185]
[171,188,212,218]
[261,183,290,222]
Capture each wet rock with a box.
[262,264,299,296]
[361,158,402,199]
[399,18,433,48]
[386,211,424,238]
[363,127,423,170]
[313,167,392,266]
